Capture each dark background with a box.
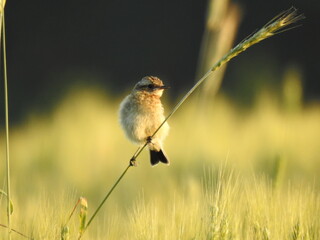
[3,0,320,122]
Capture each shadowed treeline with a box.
[2,0,319,122]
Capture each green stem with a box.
[79,164,131,239]
[2,12,11,240]
[0,224,31,239]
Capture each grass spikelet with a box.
[61,226,70,240]
[61,196,88,239]
[209,7,304,73]
[78,197,88,238]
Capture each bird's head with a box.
[133,76,169,97]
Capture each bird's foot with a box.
[129,157,138,167]
[147,136,152,143]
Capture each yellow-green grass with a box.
[0,84,319,239]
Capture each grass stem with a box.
[0,224,31,239]
[78,164,131,239]
[2,12,12,240]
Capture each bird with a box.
[119,76,170,166]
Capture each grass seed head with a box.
[79,197,88,236]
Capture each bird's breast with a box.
[120,93,167,144]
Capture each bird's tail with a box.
[149,149,170,166]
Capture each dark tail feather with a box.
[150,149,170,166]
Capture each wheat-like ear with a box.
[222,7,305,58]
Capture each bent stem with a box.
[0,224,31,240]
[78,164,131,239]
[79,7,303,238]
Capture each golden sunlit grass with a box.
[0,79,319,239]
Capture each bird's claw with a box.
[130,157,138,167]
[147,136,152,143]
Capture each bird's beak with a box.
[158,85,170,90]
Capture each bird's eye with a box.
[147,84,154,89]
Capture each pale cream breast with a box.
[119,92,169,145]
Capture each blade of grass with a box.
[2,11,12,240]
[79,7,304,239]
[196,0,242,101]
[0,190,13,215]
[78,164,131,239]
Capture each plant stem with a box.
[0,224,31,239]
[78,164,131,239]
[2,12,11,240]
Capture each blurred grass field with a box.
[0,72,319,239]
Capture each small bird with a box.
[119,76,170,166]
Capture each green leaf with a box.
[0,189,13,215]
